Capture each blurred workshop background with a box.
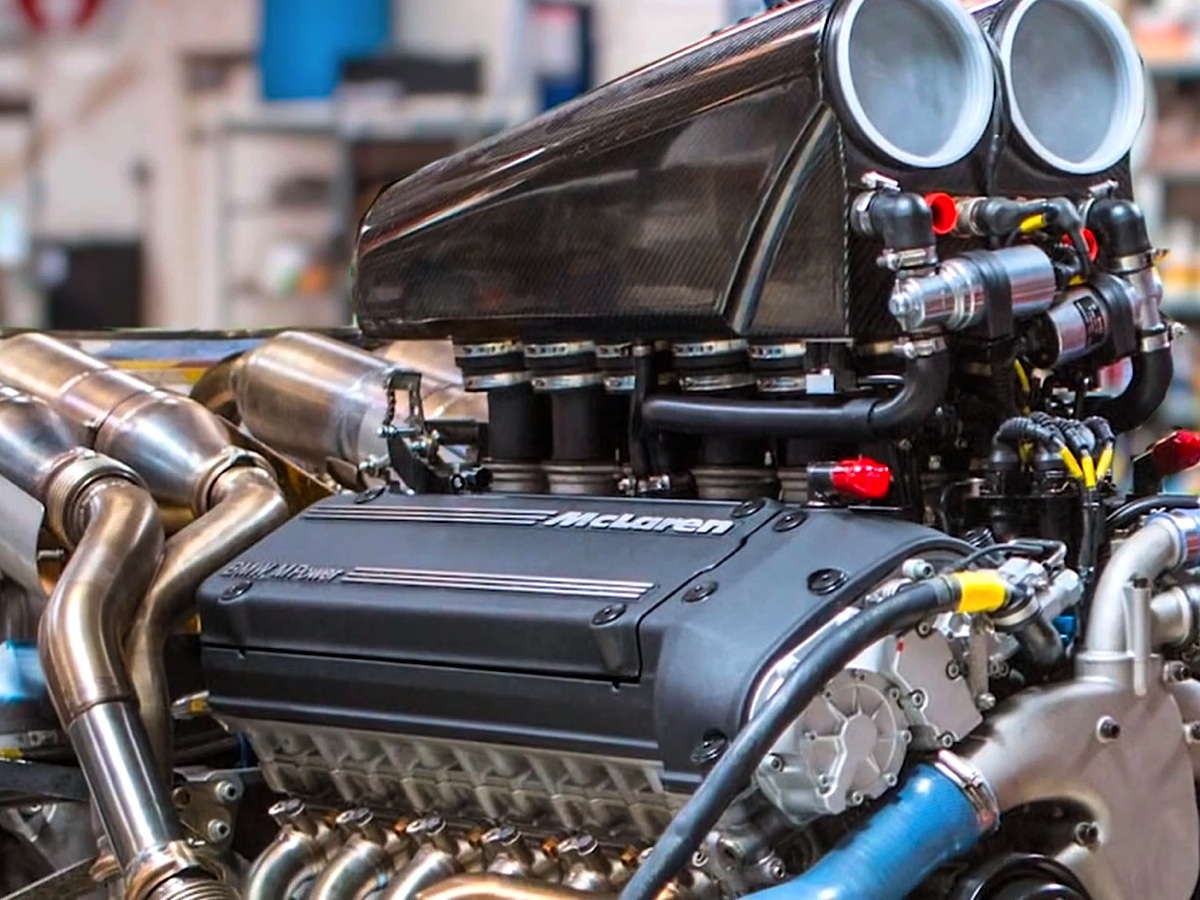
[0,0,1196,448]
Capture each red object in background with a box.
[1062,228,1099,261]
[18,0,104,31]
[809,458,894,502]
[1150,431,1200,478]
[925,192,958,236]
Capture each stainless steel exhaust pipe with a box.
[245,799,342,900]
[0,332,290,779]
[0,389,231,900]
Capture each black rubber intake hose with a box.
[1107,494,1200,531]
[640,351,949,442]
[619,575,977,900]
[1087,345,1173,434]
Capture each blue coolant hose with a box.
[745,763,995,900]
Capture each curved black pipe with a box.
[1086,345,1173,434]
[640,352,949,441]
[1107,494,1200,532]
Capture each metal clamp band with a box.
[531,372,605,392]
[896,336,948,359]
[757,375,808,394]
[453,341,522,359]
[678,372,756,393]
[463,371,530,392]
[524,341,596,359]
[750,342,808,361]
[933,751,1000,832]
[673,339,747,359]
[1140,328,1173,353]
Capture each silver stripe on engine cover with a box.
[342,567,653,600]
[305,506,558,526]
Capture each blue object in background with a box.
[533,3,593,112]
[260,0,391,101]
[0,641,45,704]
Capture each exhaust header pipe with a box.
[0,389,232,900]
[0,333,290,779]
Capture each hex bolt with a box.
[214,780,241,803]
[909,690,927,709]
[849,791,864,806]
[915,621,934,638]
[206,819,231,843]
[1074,821,1100,847]
[1096,717,1121,742]
[938,733,955,749]
[945,661,962,680]
[763,754,785,774]
[691,731,728,767]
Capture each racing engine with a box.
[2,1,1200,899]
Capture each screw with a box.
[945,661,962,680]
[691,850,709,869]
[592,604,627,626]
[939,733,955,748]
[773,511,807,533]
[732,499,766,519]
[817,774,832,792]
[763,754,785,773]
[214,780,241,803]
[206,819,231,843]
[763,856,787,881]
[849,791,864,806]
[884,773,898,787]
[1097,717,1121,742]
[976,692,997,711]
[807,568,848,595]
[1074,821,1100,847]
[219,581,252,602]
[683,582,718,603]
[691,731,728,767]
[916,621,934,638]
[909,690,927,709]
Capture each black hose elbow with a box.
[1087,344,1173,434]
[1087,199,1152,268]
[854,191,936,255]
[865,351,950,435]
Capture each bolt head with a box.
[1074,821,1100,847]
[206,818,231,843]
[215,780,241,803]
[591,603,627,626]
[1097,717,1121,742]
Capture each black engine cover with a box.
[198,493,963,787]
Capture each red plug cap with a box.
[1151,431,1200,478]
[808,458,893,502]
[1062,228,1099,261]
[925,193,958,236]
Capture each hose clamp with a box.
[678,372,756,393]
[1108,251,1155,275]
[895,336,947,359]
[673,339,747,359]
[1139,328,1173,353]
[750,342,808,362]
[524,341,596,360]
[531,372,605,393]
[1150,510,1200,570]
[934,751,1000,833]
[197,448,273,515]
[462,371,530,392]
[453,340,523,360]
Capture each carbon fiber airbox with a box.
[197,491,963,783]
[352,0,1135,344]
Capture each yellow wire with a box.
[1059,447,1085,482]
[1081,454,1097,489]
[1097,445,1114,482]
[1013,360,1031,395]
[1019,214,1048,234]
